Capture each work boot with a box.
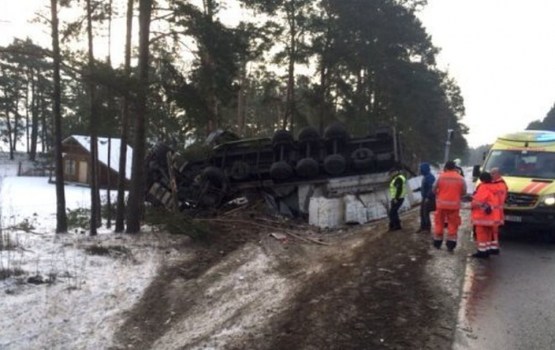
[489,248,500,256]
[446,241,457,252]
[432,239,442,249]
[470,251,490,259]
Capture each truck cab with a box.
[478,130,555,231]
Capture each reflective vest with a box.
[471,183,500,226]
[491,178,508,224]
[434,170,465,210]
[389,174,407,199]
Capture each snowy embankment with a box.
[0,156,178,349]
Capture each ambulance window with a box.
[516,155,537,174]
[536,153,555,178]
[485,150,515,174]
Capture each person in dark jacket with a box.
[416,162,436,233]
[454,158,465,177]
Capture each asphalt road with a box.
[453,237,555,350]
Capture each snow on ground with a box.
[0,158,175,349]
[152,244,292,349]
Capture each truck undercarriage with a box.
[144,123,406,214]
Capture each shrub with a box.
[0,267,24,280]
[144,206,210,240]
[10,218,36,232]
[84,244,134,261]
[66,208,91,230]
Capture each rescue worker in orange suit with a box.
[489,167,508,255]
[432,160,467,251]
[388,166,407,231]
[471,172,501,258]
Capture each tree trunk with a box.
[3,101,14,160]
[106,136,112,228]
[318,64,326,135]
[202,1,218,135]
[126,0,152,233]
[40,85,48,153]
[105,0,113,229]
[236,62,247,136]
[25,69,32,155]
[115,0,134,233]
[86,0,100,236]
[50,0,68,233]
[12,89,19,155]
[30,71,38,161]
[282,4,297,131]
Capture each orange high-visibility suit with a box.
[490,177,508,253]
[471,182,501,256]
[432,169,467,249]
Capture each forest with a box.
[0,0,469,233]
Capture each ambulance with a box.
[475,130,555,231]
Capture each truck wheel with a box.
[198,166,228,208]
[324,154,346,175]
[351,147,374,169]
[229,161,250,181]
[324,122,349,141]
[272,129,294,145]
[296,157,319,178]
[297,126,320,142]
[199,192,221,207]
[202,166,226,185]
[270,160,293,180]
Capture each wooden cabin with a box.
[61,135,133,189]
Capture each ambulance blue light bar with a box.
[535,132,555,142]
[499,130,555,143]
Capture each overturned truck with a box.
[145,123,409,222]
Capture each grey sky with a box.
[3,1,555,148]
[419,0,555,147]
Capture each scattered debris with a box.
[270,232,288,242]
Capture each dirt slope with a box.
[111,209,468,350]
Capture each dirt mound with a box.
[112,208,464,349]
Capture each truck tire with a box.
[297,126,320,142]
[197,167,228,208]
[272,129,294,145]
[324,154,346,175]
[296,157,319,178]
[229,161,250,181]
[270,160,293,180]
[351,147,374,170]
[202,166,226,185]
[324,122,349,141]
